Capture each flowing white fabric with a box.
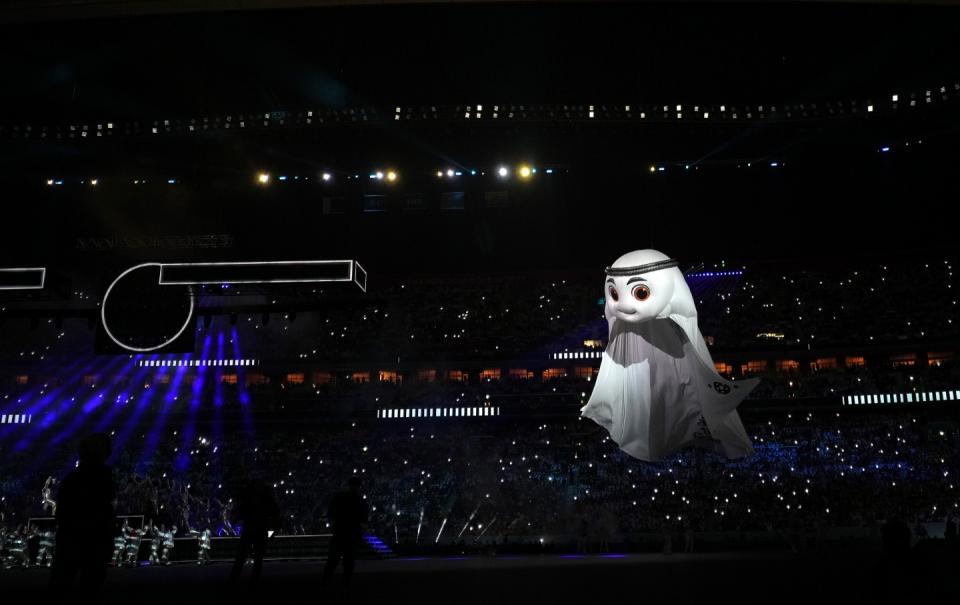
[581,250,757,462]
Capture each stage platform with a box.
[3,549,958,604]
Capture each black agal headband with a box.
[604,258,679,276]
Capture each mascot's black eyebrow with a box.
[605,276,647,284]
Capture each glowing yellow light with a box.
[518,165,532,179]
[90,179,98,186]
[386,170,398,182]
[257,172,271,185]
[437,170,443,177]
[649,166,656,173]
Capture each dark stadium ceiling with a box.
[1,0,959,24]
[0,2,959,118]
[0,1,958,274]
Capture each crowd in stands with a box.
[1,257,958,566]
[3,401,958,565]
[0,258,955,365]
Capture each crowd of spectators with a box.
[3,400,958,564]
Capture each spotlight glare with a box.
[497,166,509,178]
[437,170,444,178]
[386,170,398,182]
[518,165,532,179]
[90,179,98,186]
[322,173,332,182]
[446,169,455,177]
[257,172,270,185]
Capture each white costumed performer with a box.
[581,249,757,462]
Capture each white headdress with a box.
[581,249,756,461]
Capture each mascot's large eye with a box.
[608,286,619,302]
[632,284,651,301]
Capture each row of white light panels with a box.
[377,407,500,420]
[842,390,960,406]
[1,414,32,424]
[138,359,259,368]
[552,351,603,360]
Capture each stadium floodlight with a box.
[517,165,532,179]
[386,171,398,182]
[322,173,332,182]
[446,169,455,177]
[257,172,270,185]
[497,166,509,178]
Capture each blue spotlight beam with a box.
[108,362,176,467]
[20,355,144,474]
[230,327,256,448]
[4,354,129,447]
[0,353,91,421]
[211,332,225,482]
[175,333,213,474]
[136,360,190,472]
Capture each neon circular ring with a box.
[101,263,195,353]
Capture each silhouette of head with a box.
[78,433,111,465]
[882,517,912,555]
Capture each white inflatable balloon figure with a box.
[581,250,757,462]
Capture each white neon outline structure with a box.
[353,262,367,293]
[101,263,196,353]
[158,260,357,285]
[0,267,46,291]
[104,259,365,352]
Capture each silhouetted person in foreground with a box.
[871,516,947,604]
[322,477,368,589]
[228,478,280,588]
[51,433,116,598]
